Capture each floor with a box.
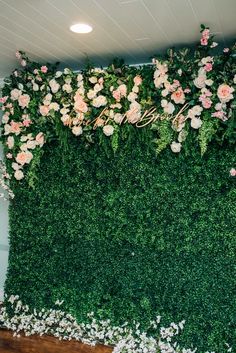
[0,329,113,353]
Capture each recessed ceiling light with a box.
[70,23,93,34]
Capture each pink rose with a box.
[18,94,30,108]
[0,96,8,104]
[204,63,213,72]
[41,65,48,73]
[201,38,208,46]
[16,150,33,165]
[39,105,50,116]
[200,97,212,109]
[171,88,185,104]
[112,89,121,102]
[217,84,234,103]
[133,75,142,86]
[33,69,39,75]
[10,121,22,135]
[23,119,32,127]
[230,168,236,176]
[119,84,127,97]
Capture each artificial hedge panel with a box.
[5,135,236,351]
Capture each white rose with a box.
[92,95,107,108]
[62,83,72,93]
[33,83,39,91]
[132,85,139,94]
[55,71,63,78]
[161,99,168,108]
[26,140,37,149]
[164,102,175,114]
[161,89,169,97]
[49,102,60,111]
[77,74,83,82]
[63,68,71,74]
[12,162,20,171]
[72,126,83,136]
[170,141,181,153]
[234,74,236,84]
[191,117,202,129]
[89,76,97,84]
[87,90,97,100]
[192,105,203,116]
[49,79,60,93]
[14,170,24,181]
[205,79,213,86]
[103,125,114,136]
[127,92,137,102]
[177,69,182,76]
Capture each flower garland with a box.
[0,25,235,199]
[0,295,232,353]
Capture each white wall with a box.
[0,146,9,302]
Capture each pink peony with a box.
[217,84,234,103]
[171,88,185,104]
[230,168,236,176]
[41,66,48,73]
[18,94,30,108]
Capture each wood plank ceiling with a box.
[0,0,235,78]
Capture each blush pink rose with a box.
[39,105,50,116]
[217,84,234,103]
[74,99,88,113]
[204,63,213,72]
[18,94,30,108]
[23,119,32,127]
[10,121,22,135]
[112,89,121,102]
[41,66,48,73]
[16,150,33,165]
[230,168,236,176]
[133,75,142,86]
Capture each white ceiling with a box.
[0,0,235,78]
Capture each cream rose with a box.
[92,95,107,108]
[191,117,202,129]
[170,141,181,153]
[10,89,22,100]
[18,94,30,108]
[217,84,234,103]
[72,126,83,136]
[103,125,114,136]
[14,170,24,181]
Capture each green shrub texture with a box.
[5,134,236,351]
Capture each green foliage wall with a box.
[5,134,236,351]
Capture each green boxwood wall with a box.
[5,134,236,351]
